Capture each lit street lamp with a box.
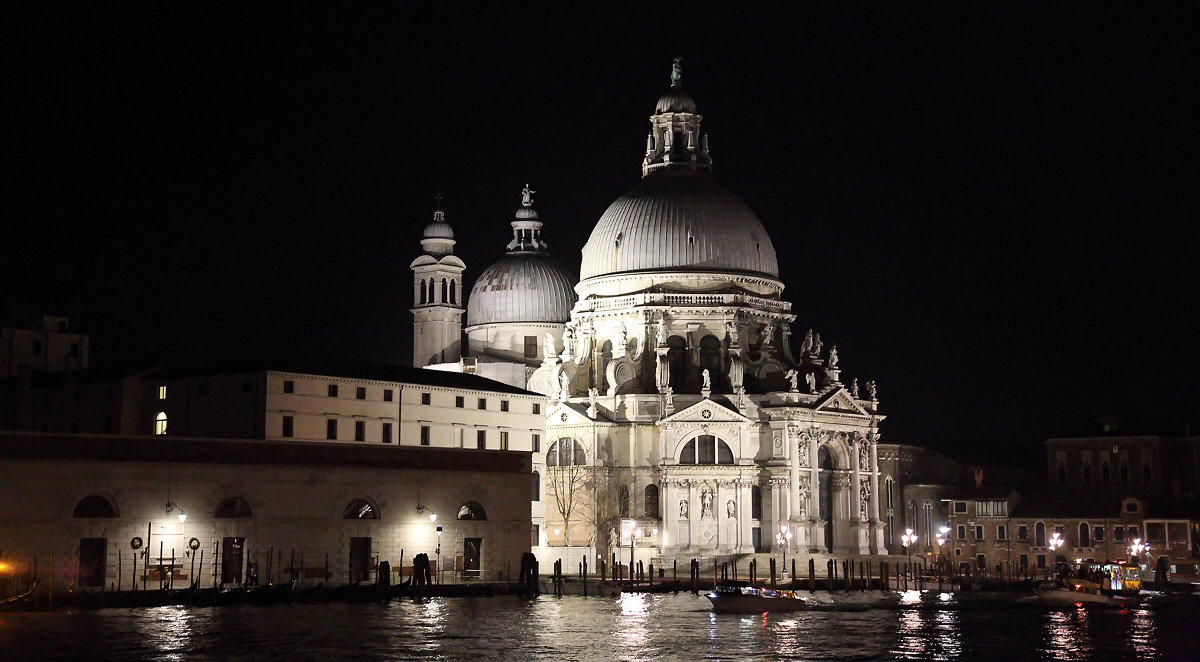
[901,528,918,581]
[1048,531,1064,578]
[775,524,792,579]
[1130,538,1150,580]
[629,525,643,585]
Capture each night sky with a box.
[6,8,1196,463]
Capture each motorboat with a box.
[706,581,807,613]
[1032,579,1135,606]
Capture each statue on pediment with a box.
[799,329,814,355]
[785,369,798,392]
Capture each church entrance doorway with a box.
[463,538,482,578]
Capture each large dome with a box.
[466,253,576,326]
[580,170,779,282]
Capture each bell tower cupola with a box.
[409,196,466,366]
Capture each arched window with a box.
[547,438,586,467]
[666,336,687,389]
[531,471,540,501]
[449,280,457,304]
[618,485,630,518]
[154,412,168,435]
[698,335,722,389]
[751,485,762,520]
[909,501,918,533]
[215,497,252,518]
[343,499,378,519]
[419,281,427,304]
[644,484,659,518]
[678,435,734,465]
[1079,522,1091,547]
[1035,521,1047,547]
[819,445,834,470]
[922,502,934,543]
[884,476,895,547]
[441,278,448,303]
[73,495,116,518]
[457,501,486,520]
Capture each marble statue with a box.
[559,371,571,401]
[521,183,535,207]
[813,332,823,356]
[618,322,628,349]
[700,488,713,519]
[701,368,711,390]
[828,344,839,368]
[866,380,877,400]
[656,318,668,346]
[725,321,739,346]
[805,371,817,393]
[785,369,798,392]
[544,332,556,360]
[679,499,688,519]
[761,324,774,347]
[562,325,576,357]
[671,57,683,86]
[726,500,736,519]
[799,329,814,355]
[850,378,859,398]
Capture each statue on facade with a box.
[797,438,809,467]
[701,368,711,391]
[805,371,817,393]
[725,321,739,347]
[656,318,668,346]
[726,500,736,519]
[828,344,839,368]
[562,325,576,358]
[785,369,798,392]
[761,323,774,348]
[813,332,823,356]
[700,488,714,519]
[521,183,535,207]
[559,371,571,401]
[679,499,689,519]
[798,475,811,518]
[799,329,814,355]
[866,380,877,400]
[618,322,628,348]
[544,332,556,360]
[850,378,859,398]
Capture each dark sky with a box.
[5,8,1197,462]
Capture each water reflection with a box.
[143,606,194,661]
[612,592,649,656]
[1043,607,1093,661]
[1126,606,1156,658]
[893,592,961,660]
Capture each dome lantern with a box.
[643,57,712,177]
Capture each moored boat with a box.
[1032,579,1135,607]
[706,581,807,613]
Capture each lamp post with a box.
[775,524,792,579]
[901,528,918,583]
[1048,531,1064,579]
[1129,538,1150,581]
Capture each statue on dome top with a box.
[521,183,535,208]
[670,57,683,87]
[828,344,839,368]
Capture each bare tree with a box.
[546,459,591,547]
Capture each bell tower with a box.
[409,197,465,366]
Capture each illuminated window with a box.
[500,431,509,450]
[154,412,167,435]
[158,385,167,399]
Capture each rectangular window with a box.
[975,525,984,541]
[1128,525,1139,539]
[477,398,486,410]
[384,389,394,402]
[283,380,294,393]
[533,403,541,415]
[524,335,538,359]
[953,501,967,514]
[956,525,966,540]
[975,500,990,517]
[356,387,366,400]
[326,419,337,440]
[158,385,167,399]
[1037,554,1046,568]
[420,425,430,446]
[421,392,431,405]
[501,400,509,412]
[500,431,509,450]
[328,384,338,397]
[532,433,540,452]
[382,422,392,444]
[354,420,365,441]
[455,396,464,408]
[1018,525,1029,541]
[993,501,1008,517]
[282,416,294,438]
[1019,554,1029,570]
[1114,526,1125,542]
[1094,526,1105,542]
[531,524,540,547]
[997,525,1008,541]
[477,430,486,449]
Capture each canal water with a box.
[1,591,1196,660]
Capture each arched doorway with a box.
[819,446,834,552]
[698,335,722,390]
[666,336,687,390]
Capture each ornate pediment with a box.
[657,398,754,426]
[814,388,869,416]
[547,401,614,426]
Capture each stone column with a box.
[787,426,800,522]
[661,477,673,552]
[869,433,887,555]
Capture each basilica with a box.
[412,61,887,563]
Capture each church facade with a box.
[414,62,886,564]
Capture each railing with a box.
[580,292,790,313]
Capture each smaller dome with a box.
[655,88,697,114]
[423,219,454,240]
[466,254,575,326]
[515,207,539,221]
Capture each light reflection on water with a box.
[0,592,1194,661]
